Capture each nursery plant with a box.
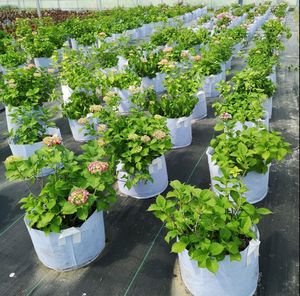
[209,127,291,177]
[0,65,56,107]
[8,106,55,145]
[62,90,102,120]
[4,139,116,234]
[135,64,203,118]
[107,69,141,90]
[0,43,27,69]
[88,109,172,189]
[148,178,271,273]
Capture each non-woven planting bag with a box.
[206,147,270,204]
[203,72,224,98]
[178,229,260,296]
[233,115,269,132]
[192,90,207,121]
[262,97,273,119]
[61,85,73,103]
[5,106,20,132]
[9,127,61,158]
[117,155,168,199]
[34,57,53,69]
[9,127,62,177]
[111,88,135,114]
[167,116,192,149]
[25,210,105,271]
[68,118,95,142]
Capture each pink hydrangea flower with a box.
[68,189,90,206]
[219,112,232,121]
[88,161,109,174]
[42,134,62,147]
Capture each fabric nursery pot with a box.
[206,147,271,204]
[25,210,105,271]
[142,73,166,93]
[262,97,273,119]
[233,112,270,132]
[68,118,95,142]
[178,229,260,296]
[203,72,224,98]
[167,116,192,149]
[117,155,168,199]
[192,90,207,121]
[111,88,135,114]
[61,85,73,103]
[9,127,62,177]
[34,57,53,69]
[5,106,20,132]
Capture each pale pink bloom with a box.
[152,130,166,140]
[78,118,88,125]
[219,112,232,121]
[141,135,151,143]
[158,59,169,66]
[68,189,90,205]
[97,124,107,132]
[193,55,202,62]
[88,161,109,174]
[42,134,62,147]
[163,47,173,53]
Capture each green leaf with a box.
[209,242,224,256]
[61,202,77,215]
[206,258,219,273]
[214,122,225,131]
[36,212,55,228]
[156,195,166,208]
[171,241,187,253]
[256,208,272,215]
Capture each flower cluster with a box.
[219,112,232,121]
[78,117,88,125]
[128,133,139,141]
[97,124,107,132]
[87,161,109,174]
[68,188,90,206]
[141,135,151,143]
[152,130,167,140]
[89,105,102,113]
[42,134,62,147]
[4,155,23,165]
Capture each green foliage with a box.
[4,141,116,234]
[0,65,56,107]
[107,70,141,90]
[272,2,289,18]
[232,69,276,98]
[62,91,101,120]
[127,48,163,78]
[210,127,291,176]
[8,106,55,144]
[89,109,172,189]
[148,179,271,273]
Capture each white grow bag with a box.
[68,118,95,142]
[5,106,20,132]
[25,210,105,271]
[34,57,52,69]
[192,90,207,121]
[117,155,168,199]
[167,116,192,149]
[178,229,260,296]
[111,88,135,114]
[233,113,269,132]
[203,72,224,98]
[262,97,273,119]
[61,85,73,103]
[9,127,61,177]
[142,72,166,93]
[206,147,270,204]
